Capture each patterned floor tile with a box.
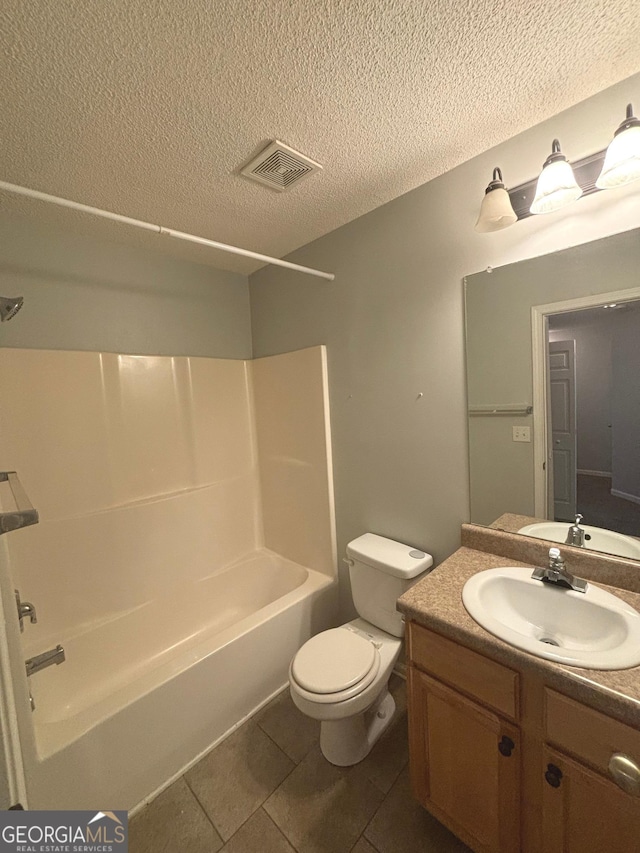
[264,745,384,853]
[256,687,319,763]
[220,808,295,853]
[364,767,471,853]
[129,777,223,853]
[186,720,294,840]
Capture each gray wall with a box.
[0,218,251,358]
[249,74,640,618]
[612,309,640,501]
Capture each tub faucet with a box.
[531,547,588,593]
[15,589,37,632]
[565,514,585,547]
[25,645,65,677]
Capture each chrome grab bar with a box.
[0,471,39,534]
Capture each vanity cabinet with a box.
[541,688,640,853]
[541,745,640,853]
[407,621,640,853]
[407,623,521,853]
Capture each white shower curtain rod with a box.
[0,180,336,282]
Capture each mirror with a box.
[465,227,640,560]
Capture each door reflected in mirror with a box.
[548,302,640,535]
[465,228,640,560]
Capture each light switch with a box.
[512,426,531,442]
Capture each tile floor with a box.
[129,676,470,853]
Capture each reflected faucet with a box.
[565,514,585,547]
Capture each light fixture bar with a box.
[507,149,606,220]
[0,180,336,282]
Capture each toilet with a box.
[289,532,433,766]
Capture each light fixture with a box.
[474,168,517,232]
[530,139,582,215]
[476,103,640,232]
[596,103,640,189]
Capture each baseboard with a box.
[577,469,611,478]
[610,488,640,506]
[393,662,407,680]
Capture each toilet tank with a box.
[346,533,433,637]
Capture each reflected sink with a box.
[462,567,640,669]
[517,521,640,560]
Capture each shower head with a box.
[0,296,24,322]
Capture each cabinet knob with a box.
[498,735,515,757]
[609,753,640,797]
[545,763,563,788]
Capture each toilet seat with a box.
[290,627,381,704]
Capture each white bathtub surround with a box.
[251,347,337,574]
[0,345,336,809]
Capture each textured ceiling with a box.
[2,0,640,275]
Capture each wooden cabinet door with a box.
[541,745,640,853]
[408,667,520,853]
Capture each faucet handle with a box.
[574,513,583,525]
[548,547,565,569]
[15,589,37,632]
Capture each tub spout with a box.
[25,645,65,677]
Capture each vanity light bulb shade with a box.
[596,125,640,189]
[474,187,517,233]
[530,159,582,215]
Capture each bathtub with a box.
[21,549,336,810]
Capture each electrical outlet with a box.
[512,426,531,442]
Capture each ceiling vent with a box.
[240,140,322,191]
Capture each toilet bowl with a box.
[289,533,433,766]
[290,618,402,765]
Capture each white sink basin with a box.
[462,567,640,669]
[517,522,640,560]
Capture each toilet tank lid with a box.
[346,533,433,578]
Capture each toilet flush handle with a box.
[343,557,354,567]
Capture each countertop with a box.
[397,544,640,729]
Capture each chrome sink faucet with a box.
[531,547,588,593]
[565,514,585,547]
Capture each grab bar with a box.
[0,472,39,534]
